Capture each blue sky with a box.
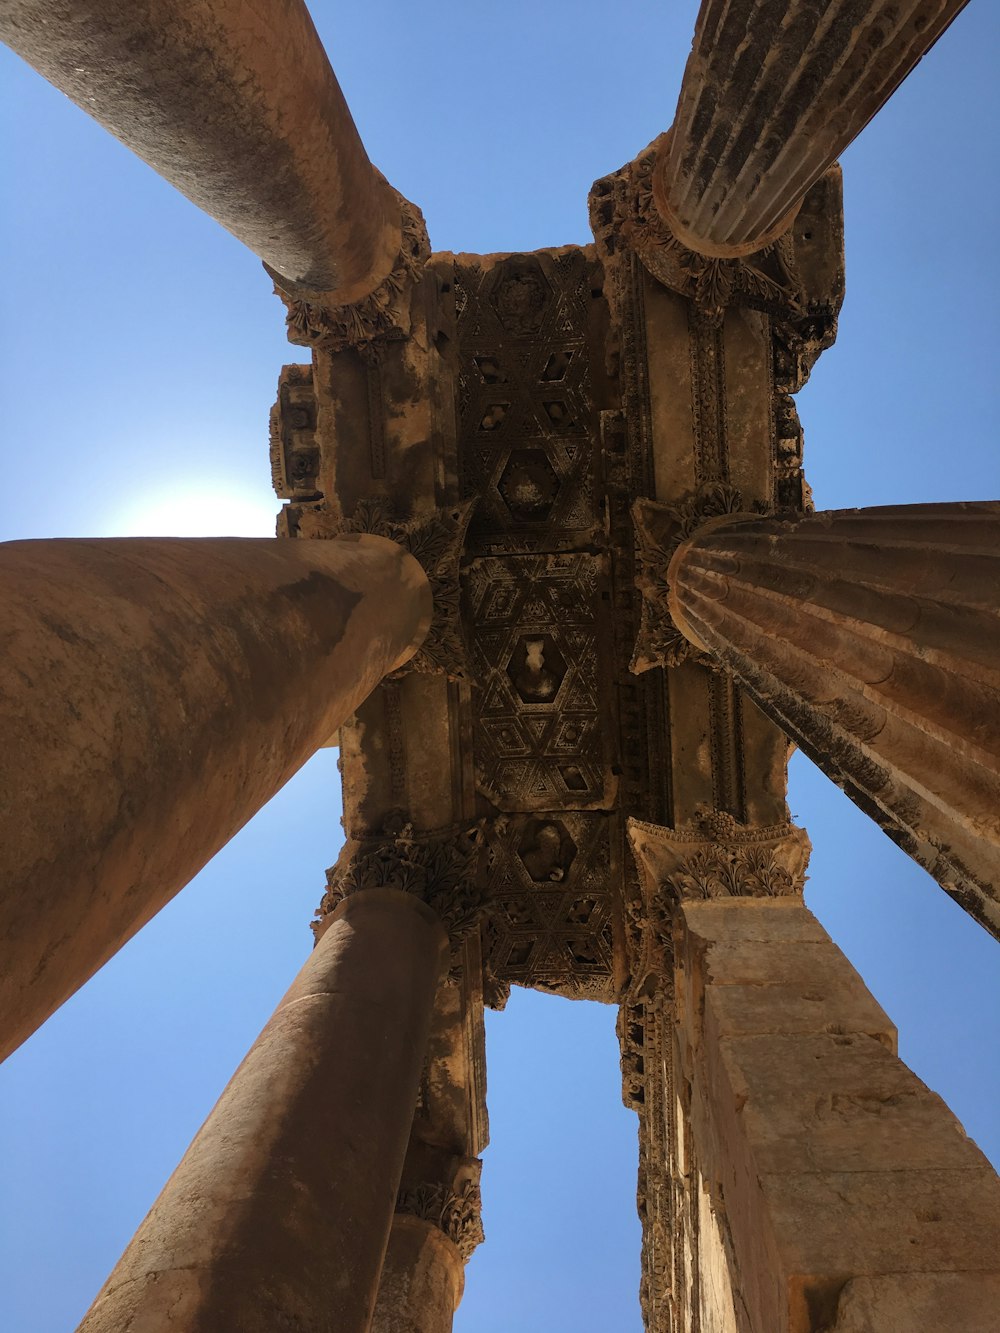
[1,3,997,1330]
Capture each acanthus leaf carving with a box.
[631,483,765,673]
[590,135,803,324]
[395,1177,485,1262]
[271,194,431,355]
[288,496,475,681]
[314,821,491,946]
[628,812,811,915]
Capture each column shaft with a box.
[659,0,969,257]
[373,1217,464,1333]
[0,534,431,1061]
[668,502,1000,938]
[674,897,1000,1331]
[0,0,404,303]
[78,888,448,1332]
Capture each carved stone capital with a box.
[396,1166,485,1263]
[590,136,802,325]
[628,813,811,912]
[314,821,489,945]
[286,497,474,681]
[270,192,431,355]
[632,485,765,673]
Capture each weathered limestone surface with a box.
[668,502,1000,939]
[675,898,1000,1333]
[659,0,970,256]
[78,888,448,1333]
[373,1218,465,1333]
[0,0,405,304]
[0,534,430,1062]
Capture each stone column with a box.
[374,1162,484,1333]
[662,500,1000,940]
[78,886,449,1333]
[373,1219,465,1333]
[0,0,408,305]
[0,534,431,1062]
[630,817,1000,1332]
[657,0,969,257]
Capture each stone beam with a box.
[674,896,1000,1331]
[78,887,449,1332]
[0,0,409,305]
[657,0,970,257]
[0,534,430,1062]
[665,501,1000,939]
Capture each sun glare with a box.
[107,489,279,538]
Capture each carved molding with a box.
[272,194,431,354]
[631,483,765,672]
[289,497,474,681]
[628,812,811,911]
[590,136,802,325]
[268,364,320,500]
[396,1176,485,1263]
[315,821,489,943]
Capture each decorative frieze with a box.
[269,364,320,500]
[314,821,489,944]
[272,194,431,355]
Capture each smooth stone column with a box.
[0,0,404,303]
[373,1217,465,1333]
[674,897,1000,1331]
[668,502,1000,939]
[658,0,969,257]
[78,888,448,1332]
[0,534,431,1061]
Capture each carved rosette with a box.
[271,193,431,355]
[632,483,764,672]
[314,822,489,945]
[396,1175,485,1263]
[628,812,811,915]
[289,497,474,681]
[590,135,802,325]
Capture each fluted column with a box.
[666,501,1000,937]
[78,887,449,1333]
[0,534,431,1061]
[0,0,407,305]
[658,0,969,257]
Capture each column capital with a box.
[396,1163,485,1264]
[269,190,431,355]
[667,501,1000,939]
[282,496,475,682]
[314,822,490,946]
[631,485,766,673]
[589,135,805,325]
[628,813,811,910]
